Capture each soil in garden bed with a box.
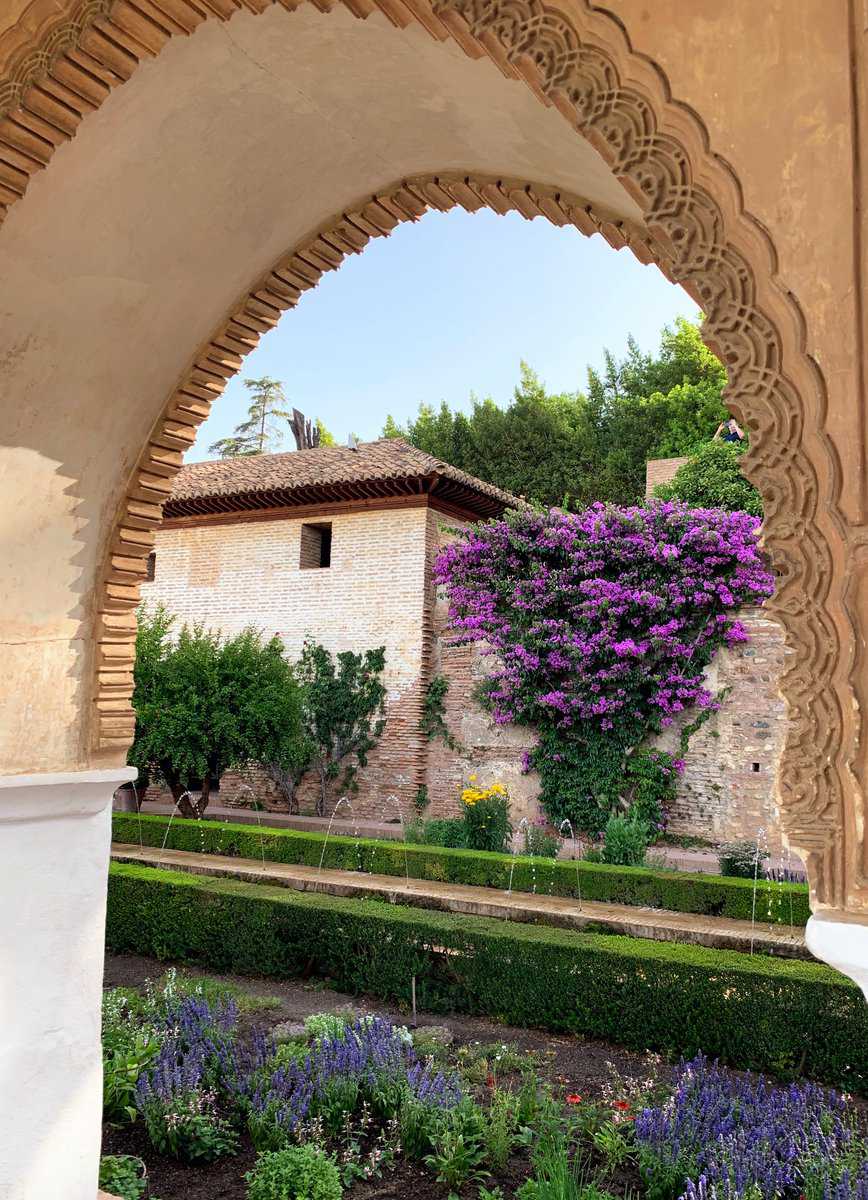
[103,951,668,1199]
[103,951,661,1093]
[103,1120,540,1200]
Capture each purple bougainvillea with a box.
[435,502,774,832]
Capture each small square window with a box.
[300,522,332,569]
[145,551,156,582]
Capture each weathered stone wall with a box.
[651,607,788,852]
[427,515,788,849]
[425,514,540,823]
[140,504,432,816]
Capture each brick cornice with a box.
[0,0,857,908]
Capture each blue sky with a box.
[189,208,698,461]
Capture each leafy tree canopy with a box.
[295,641,387,816]
[129,606,306,815]
[382,317,731,507]
[654,440,762,516]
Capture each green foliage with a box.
[415,817,466,848]
[304,1012,350,1042]
[246,1146,343,1200]
[413,785,430,815]
[209,376,292,458]
[98,1155,147,1200]
[718,839,768,879]
[296,640,387,815]
[383,318,729,508]
[101,987,160,1123]
[423,1099,490,1196]
[523,823,561,858]
[420,675,458,749]
[129,606,305,814]
[142,1095,238,1163]
[532,731,680,839]
[654,440,762,515]
[107,862,868,1089]
[600,815,649,867]
[114,812,812,926]
[462,794,512,854]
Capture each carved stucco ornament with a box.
[0,0,860,922]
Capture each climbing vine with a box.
[434,503,774,835]
[420,674,459,750]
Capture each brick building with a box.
[140,443,787,847]
[139,438,517,817]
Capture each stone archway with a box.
[0,2,865,1196]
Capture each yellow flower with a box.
[468,774,478,783]
[489,783,506,796]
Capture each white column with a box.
[806,913,868,1000]
[0,767,134,1200]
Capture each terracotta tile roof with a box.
[165,438,521,519]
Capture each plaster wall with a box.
[606,0,859,517]
[0,1,643,775]
[0,768,133,1200]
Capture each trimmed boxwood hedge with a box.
[113,812,810,927]
[106,862,865,1091]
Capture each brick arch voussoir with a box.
[0,0,852,905]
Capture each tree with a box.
[382,317,731,508]
[295,641,387,815]
[209,377,291,457]
[654,440,762,516]
[315,418,336,446]
[129,606,307,816]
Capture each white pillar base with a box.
[806,912,868,999]
[0,767,134,1200]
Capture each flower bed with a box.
[100,968,868,1200]
[106,863,867,1089]
[113,812,810,927]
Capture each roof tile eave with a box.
[166,437,521,514]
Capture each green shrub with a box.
[719,839,767,879]
[601,815,648,867]
[462,793,511,853]
[98,1155,147,1200]
[246,1146,343,1200]
[114,812,811,927]
[106,863,868,1090]
[522,822,560,858]
[420,818,466,848]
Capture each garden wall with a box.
[428,520,790,852]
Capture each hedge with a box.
[113,812,811,927]
[106,862,865,1091]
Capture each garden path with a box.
[111,844,808,960]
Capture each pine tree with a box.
[209,377,292,457]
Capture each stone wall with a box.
[651,607,788,852]
[426,513,789,850]
[140,503,432,816]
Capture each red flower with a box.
[612,1100,631,1111]
[566,1093,583,1105]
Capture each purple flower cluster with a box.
[634,1054,867,1200]
[134,994,242,1161]
[242,1017,461,1144]
[135,993,239,1112]
[435,503,773,735]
